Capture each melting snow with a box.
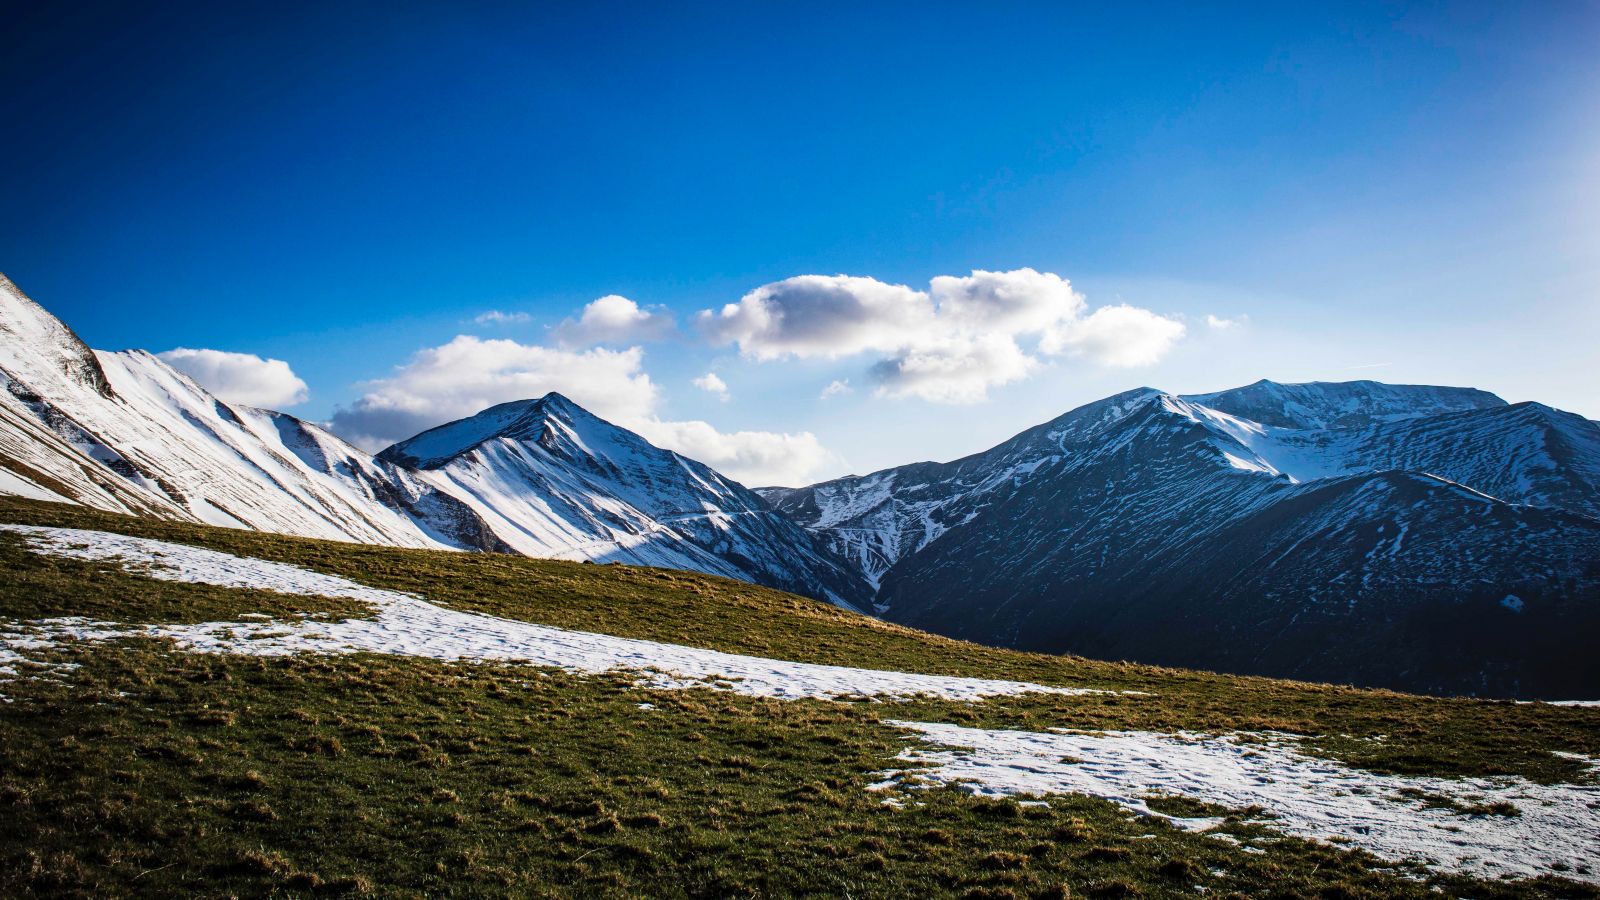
[875,721,1600,884]
[3,523,1595,885]
[0,525,1084,703]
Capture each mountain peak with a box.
[0,274,116,399]
[377,392,635,470]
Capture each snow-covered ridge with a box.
[772,380,1600,696]
[0,276,869,605]
[377,393,873,606]
[0,524,1075,702]
[1182,378,1506,430]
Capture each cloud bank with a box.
[158,348,309,408]
[698,268,1184,402]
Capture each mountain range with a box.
[0,274,870,608]
[764,382,1600,697]
[3,271,1598,696]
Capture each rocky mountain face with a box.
[0,275,870,607]
[770,382,1600,698]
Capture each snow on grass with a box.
[6,523,1596,885]
[0,525,1087,703]
[875,721,1600,885]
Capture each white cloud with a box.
[820,379,852,399]
[157,348,309,408]
[1206,313,1246,330]
[553,294,674,346]
[929,268,1085,334]
[1042,304,1187,367]
[692,372,729,399]
[869,334,1036,404]
[474,310,531,325]
[633,419,834,487]
[697,274,935,360]
[699,268,1184,403]
[329,336,658,449]
[328,335,832,486]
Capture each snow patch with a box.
[876,721,1600,885]
[0,525,1086,704]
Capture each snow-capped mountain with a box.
[379,395,873,608]
[770,381,1600,697]
[0,275,503,551]
[0,274,870,606]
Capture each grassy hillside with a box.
[1,496,1596,897]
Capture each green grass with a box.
[1,495,1598,897]
[5,643,1589,899]
[2,497,1594,786]
[0,531,374,624]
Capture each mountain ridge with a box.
[772,379,1600,696]
[0,275,870,606]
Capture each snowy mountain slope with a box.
[380,395,874,608]
[1243,401,1600,518]
[0,275,871,606]
[767,387,1169,587]
[0,275,510,551]
[774,381,1600,696]
[1181,378,1505,429]
[0,367,186,516]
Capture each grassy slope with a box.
[1,496,1597,897]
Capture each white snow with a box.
[875,721,1600,885]
[0,525,1082,703]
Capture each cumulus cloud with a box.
[699,268,1184,403]
[328,335,832,486]
[697,275,934,360]
[633,419,834,487]
[329,336,658,449]
[869,335,1036,404]
[553,294,674,346]
[1042,305,1187,367]
[819,379,852,399]
[929,268,1085,334]
[1206,313,1246,330]
[157,348,309,408]
[692,372,729,399]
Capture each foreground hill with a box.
[1,495,1597,897]
[768,383,1600,698]
[0,274,868,606]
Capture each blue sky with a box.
[2,2,1596,485]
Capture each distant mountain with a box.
[770,382,1600,697]
[0,274,870,607]
[379,395,872,608]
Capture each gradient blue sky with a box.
[2,1,1596,484]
